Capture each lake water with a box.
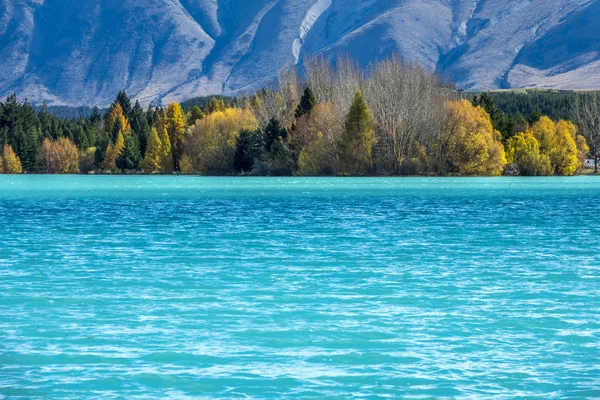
[1,176,599,399]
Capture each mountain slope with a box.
[0,0,598,106]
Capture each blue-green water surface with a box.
[1,176,599,399]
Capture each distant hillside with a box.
[1,0,599,106]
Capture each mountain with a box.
[1,0,598,106]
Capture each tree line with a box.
[1,56,598,176]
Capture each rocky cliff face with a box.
[0,0,598,106]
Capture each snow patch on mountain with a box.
[292,0,332,64]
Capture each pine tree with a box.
[338,91,376,175]
[90,106,102,126]
[205,97,222,114]
[473,92,512,139]
[116,90,132,120]
[234,129,264,172]
[187,105,204,125]
[263,117,287,153]
[116,133,141,171]
[295,87,316,119]
[130,100,150,156]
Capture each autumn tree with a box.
[442,100,506,176]
[79,147,96,174]
[531,117,580,176]
[142,127,172,173]
[102,132,125,172]
[164,102,186,171]
[185,108,258,174]
[505,131,552,176]
[142,128,163,173]
[291,102,341,175]
[104,102,130,141]
[40,137,80,174]
[2,144,23,173]
[338,91,376,175]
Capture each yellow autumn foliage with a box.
[2,145,23,174]
[505,131,552,176]
[185,108,258,174]
[531,117,580,176]
[444,100,506,176]
[41,137,80,174]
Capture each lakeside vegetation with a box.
[0,57,598,176]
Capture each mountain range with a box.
[1,0,599,106]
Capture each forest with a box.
[0,56,599,176]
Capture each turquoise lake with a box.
[1,176,599,399]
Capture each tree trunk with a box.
[595,152,598,174]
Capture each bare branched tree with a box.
[573,92,600,173]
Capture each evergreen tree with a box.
[74,124,90,150]
[90,106,103,126]
[187,105,204,125]
[339,91,376,175]
[146,105,157,127]
[473,92,513,139]
[94,130,108,169]
[205,97,220,114]
[130,100,150,156]
[295,87,316,119]
[263,117,287,153]
[116,90,132,120]
[116,133,141,171]
[234,129,264,172]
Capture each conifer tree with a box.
[263,117,287,153]
[116,90,133,120]
[338,91,376,175]
[116,133,141,171]
[206,97,220,114]
[187,106,204,125]
[102,132,125,171]
[295,87,316,119]
[90,106,102,126]
[130,100,150,156]
[159,125,173,173]
[142,127,163,173]
[234,129,264,172]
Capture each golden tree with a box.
[165,102,186,170]
[185,108,258,174]
[41,137,80,174]
[531,117,580,176]
[2,145,23,174]
[443,100,506,176]
[505,131,552,176]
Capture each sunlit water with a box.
[1,176,599,399]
